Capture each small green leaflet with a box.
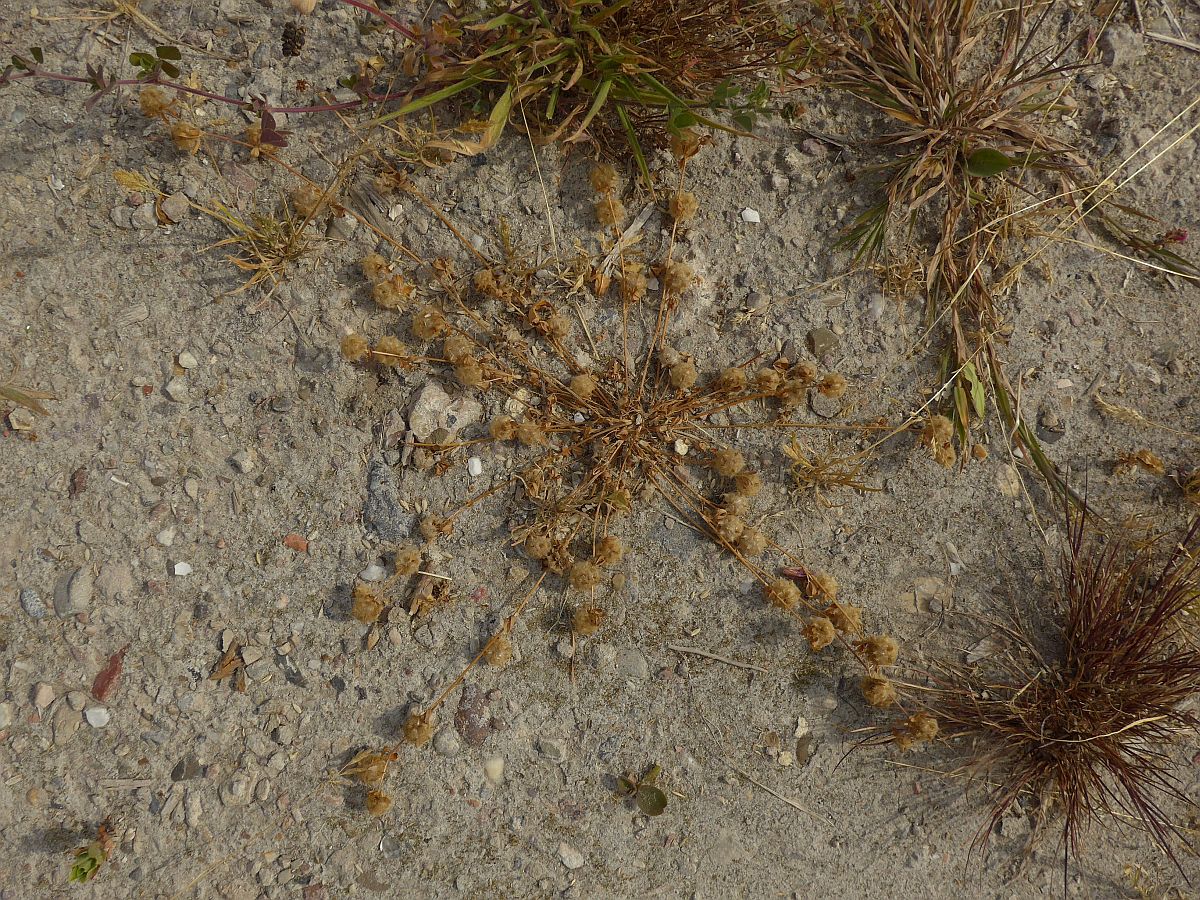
[966,147,1013,178]
[961,362,986,418]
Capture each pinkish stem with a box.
[336,0,421,42]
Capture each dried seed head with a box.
[572,605,606,636]
[802,616,837,651]
[861,675,898,708]
[971,443,989,462]
[893,712,938,751]
[365,790,392,816]
[291,0,318,13]
[545,544,575,576]
[138,86,173,118]
[418,514,452,542]
[792,361,819,384]
[712,449,746,477]
[856,634,899,668]
[659,345,683,369]
[619,260,647,303]
[606,487,633,514]
[589,163,619,194]
[402,710,435,747]
[777,379,808,410]
[473,268,502,298]
[361,252,389,283]
[670,128,701,163]
[490,415,518,441]
[736,527,767,557]
[755,369,784,393]
[443,334,472,364]
[372,336,408,367]
[544,312,571,342]
[716,512,745,544]
[410,305,447,341]
[570,373,598,400]
[516,421,546,446]
[341,333,370,363]
[484,632,513,666]
[764,577,802,611]
[595,197,626,228]
[395,544,422,576]
[596,535,625,566]
[170,122,203,154]
[806,571,838,601]
[714,367,748,392]
[569,561,603,591]
[372,274,414,310]
[524,532,552,561]
[341,748,397,784]
[351,583,385,624]
[934,442,957,468]
[922,415,954,445]
[669,190,700,222]
[824,601,863,635]
[290,183,325,218]
[454,356,485,388]
[722,492,750,518]
[669,360,698,391]
[660,259,694,296]
[734,471,763,496]
[818,373,847,399]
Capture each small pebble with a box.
[164,377,189,402]
[558,842,585,870]
[0,701,13,730]
[177,350,199,369]
[32,683,55,710]
[740,208,761,224]
[483,757,504,784]
[160,191,190,223]
[156,526,177,547]
[358,563,387,582]
[867,294,889,322]
[85,706,111,728]
[19,588,47,620]
[173,561,194,577]
[184,478,200,501]
[231,449,256,473]
[467,456,483,478]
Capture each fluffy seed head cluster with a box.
[170,122,202,154]
[573,605,606,636]
[920,414,956,467]
[764,577,802,611]
[139,86,173,118]
[669,191,700,222]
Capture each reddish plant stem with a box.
[336,0,421,42]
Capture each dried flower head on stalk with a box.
[881,512,1200,877]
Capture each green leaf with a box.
[961,362,986,418]
[669,106,698,131]
[155,45,181,60]
[31,47,43,64]
[159,61,180,79]
[636,785,668,816]
[966,147,1013,178]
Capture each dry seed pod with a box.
[755,369,783,393]
[734,471,763,496]
[291,0,318,12]
[351,584,385,624]
[824,601,862,636]
[544,312,571,342]
[372,275,414,310]
[474,268,502,297]
[170,122,202,154]
[722,492,750,518]
[138,85,173,118]
[340,333,370,363]
[372,336,408,368]
[340,748,396,785]
[712,449,746,478]
[454,357,485,388]
[619,260,647,302]
[792,361,819,384]
[802,616,837,651]
[670,128,701,162]
[418,514,451,542]
[660,259,694,296]
[484,632,513,666]
[669,360,698,391]
[361,253,389,283]
[524,532,552,561]
[922,415,954,445]
[572,605,606,636]
[569,561,603,591]
[735,527,766,557]
[411,305,447,341]
[596,535,625,566]
[893,712,938,750]
[934,442,957,468]
[395,544,422,576]
[716,513,745,544]
[659,345,683,369]
[365,790,392,816]
[764,577,802,611]
[570,373,598,401]
[443,334,472,364]
[856,635,899,668]
[291,183,325,218]
[669,190,700,222]
[403,710,435,747]
[545,544,575,576]
[595,197,626,228]
[861,675,898,708]
[606,487,633,514]
[777,379,807,410]
[806,571,838,601]
[818,373,847,399]
[714,367,747,392]
[516,421,546,446]
[490,415,517,441]
[589,163,619,194]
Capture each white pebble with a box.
[173,561,193,577]
[177,350,199,369]
[740,208,761,224]
[467,456,483,478]
[572,412,585,425]
[359,563,387,582]
[674,439,689,456]
[483,757,505,784]
[230,449,256,474]
[558,841,585,870]
[85,707,111,728]
[156,526,177,547]
[867,294,889,322]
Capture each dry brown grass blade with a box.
[1,359,56,416]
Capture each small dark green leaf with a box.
[31,47,44,64]
[636,785,668,816]
[160,61,180,79]
[155,45,181,60]
[966,147,1013,178]
[11,55,28,70]
[670,108,697,130]
[732,111,754,131]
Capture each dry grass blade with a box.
[887,513,1200,876]
[0,358,56,416]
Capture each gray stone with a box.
[164,377,189,402]
[160,192,190,223]
[231,449,256,473]
[407,382,451,441]
[433,727,461,757]
[19,588,46,619]
[807,327,840,358]
[614,648,649,680]
[537,737,568,762]
[558,842,585,870]
[54,567,93,617]
[1099,24,1142,67]
[363,456,416,541]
